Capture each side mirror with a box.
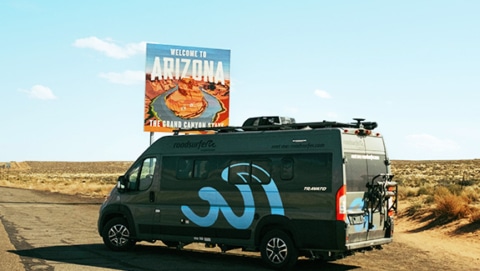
[117,176,127,192]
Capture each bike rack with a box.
[364,174,397,230]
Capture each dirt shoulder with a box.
[395,213,480,269]
[0,218,24,271]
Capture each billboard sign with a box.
[144,43,231,132]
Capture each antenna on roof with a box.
[352,118,378,130]
[353,118,365,128]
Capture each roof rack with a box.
[173,117,377,135]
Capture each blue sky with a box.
[1,0,479,161]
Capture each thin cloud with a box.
[73,37,146,59]
[283,106,299,115]
[20,85,57,100]
[314,89,332,99]
[406,134,460,153]
[326,112,338,119]
[99,70,144,85]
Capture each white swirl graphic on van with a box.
[180,163,284,229]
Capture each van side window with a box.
[176,158,193,179]
[127,166,139,190]
[296,153,332,187]
[228,159,272,185]
[280,158,294,180]
[193,160,208,179]
[228,160,249,184]
[277,153,332,191]
[251,159,272,184]
[176,158,208,179]
[345,154,368,191]
[139,157,156,190]
[126,157,156,191]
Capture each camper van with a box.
[97,116,397,269]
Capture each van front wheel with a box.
[102,217,136,251]
[260,230,298,269]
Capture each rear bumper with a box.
[345,237,393,250]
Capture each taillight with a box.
[336,185,347,221]
[387,184,396,217]
[387,202,394,216]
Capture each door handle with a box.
[149,191,155,202]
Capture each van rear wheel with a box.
[102,217,136,251]
[260,230,298,270]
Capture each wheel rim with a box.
[265,237,288,264]
[108,223,130,247]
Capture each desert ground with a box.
[1,160,479,270]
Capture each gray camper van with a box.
[97,117,397,269]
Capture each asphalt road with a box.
[1,186,477,271]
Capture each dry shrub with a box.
[434,186,451,197]
[434,189,472,219]
[461,187,480,203]
[446,184,464,195]
[398,185,433,200]
[424,194,435,204]
[397,186,414,200]
[417,185,431,196]
[404,201,425,217]
[470,208,480,223]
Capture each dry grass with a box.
[393,160,480,233]
[392,160,480,187]
[0,161,131,198]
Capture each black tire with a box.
[102,217,136,251]
[385,216,394,238]
[260,230,298,270]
